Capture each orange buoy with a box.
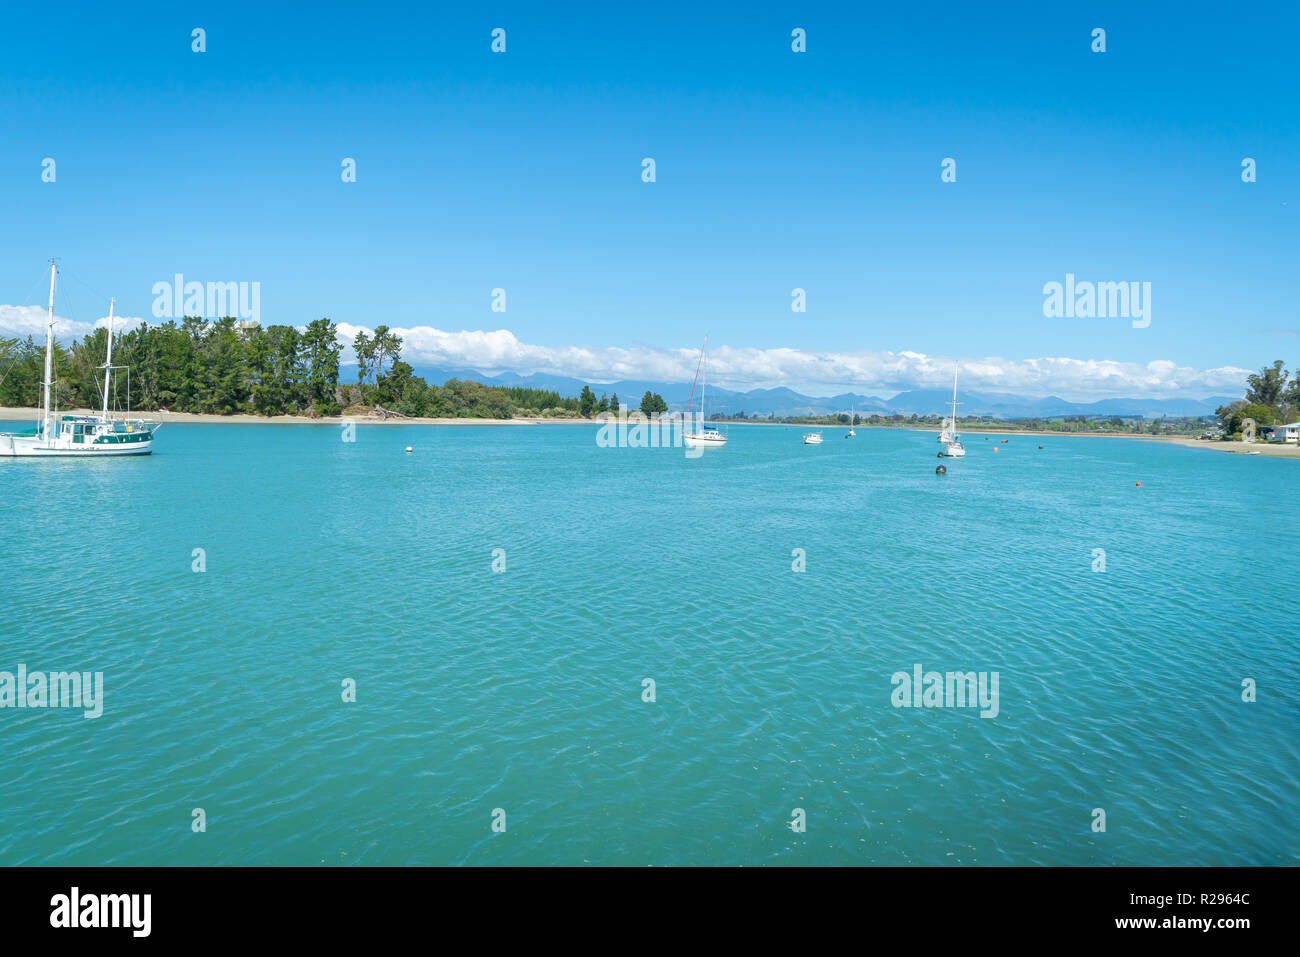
[1136,481,1141,487]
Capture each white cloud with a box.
[0,309,1248,400]
[0,305,144,341]
[335,323,1249,400]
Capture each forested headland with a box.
[0,318,661,420]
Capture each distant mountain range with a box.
[410,366,1234,420]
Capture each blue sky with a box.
[1,1,1296,398]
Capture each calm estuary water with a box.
[1,422,1296,865]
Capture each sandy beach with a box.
[1154,436,1300,458]
[915,426,1300,456]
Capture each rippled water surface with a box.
[1,422,1296,865]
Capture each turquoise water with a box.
[1,422,1296,866]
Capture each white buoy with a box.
[405,446,413,453]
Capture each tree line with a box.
[0,318,668,420]
[0,317,341,415]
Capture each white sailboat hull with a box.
[1,414,158,458]
[0,432,155,457]
[683,432,727,448]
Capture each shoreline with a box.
[1148,435,1300,458]
[0,406,1212,433]
[4,406,1297,456]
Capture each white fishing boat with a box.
[0,263,159,458]
[682,335,727,449]
[803,431,823,445]
[939,362,964,458]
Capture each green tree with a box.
[300,318,342,415]
[579,385,596,417]
[640,391,668,416]
[1226,402,1276,436]
[197,317,247,414]
[1246,360,1288,412]
[377,359,415,407]
[246,326,275,414]
[370,326,401,381]
[1215,400,1247,433]
[243,324,300,415]
[1283,364,1300,413]
[353,330,373,387]
[0,337,22,406]
[0,337,40,406]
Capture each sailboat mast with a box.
[102,299,115,420]
[685,337,705,428]
[951,362,959,432]
[701,335,708,424]
[41,262,56,443]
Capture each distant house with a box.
[1270,422,1300,443]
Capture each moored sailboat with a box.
[939,362,965,458]
[682,335,727,449]
[0,263,159,458]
